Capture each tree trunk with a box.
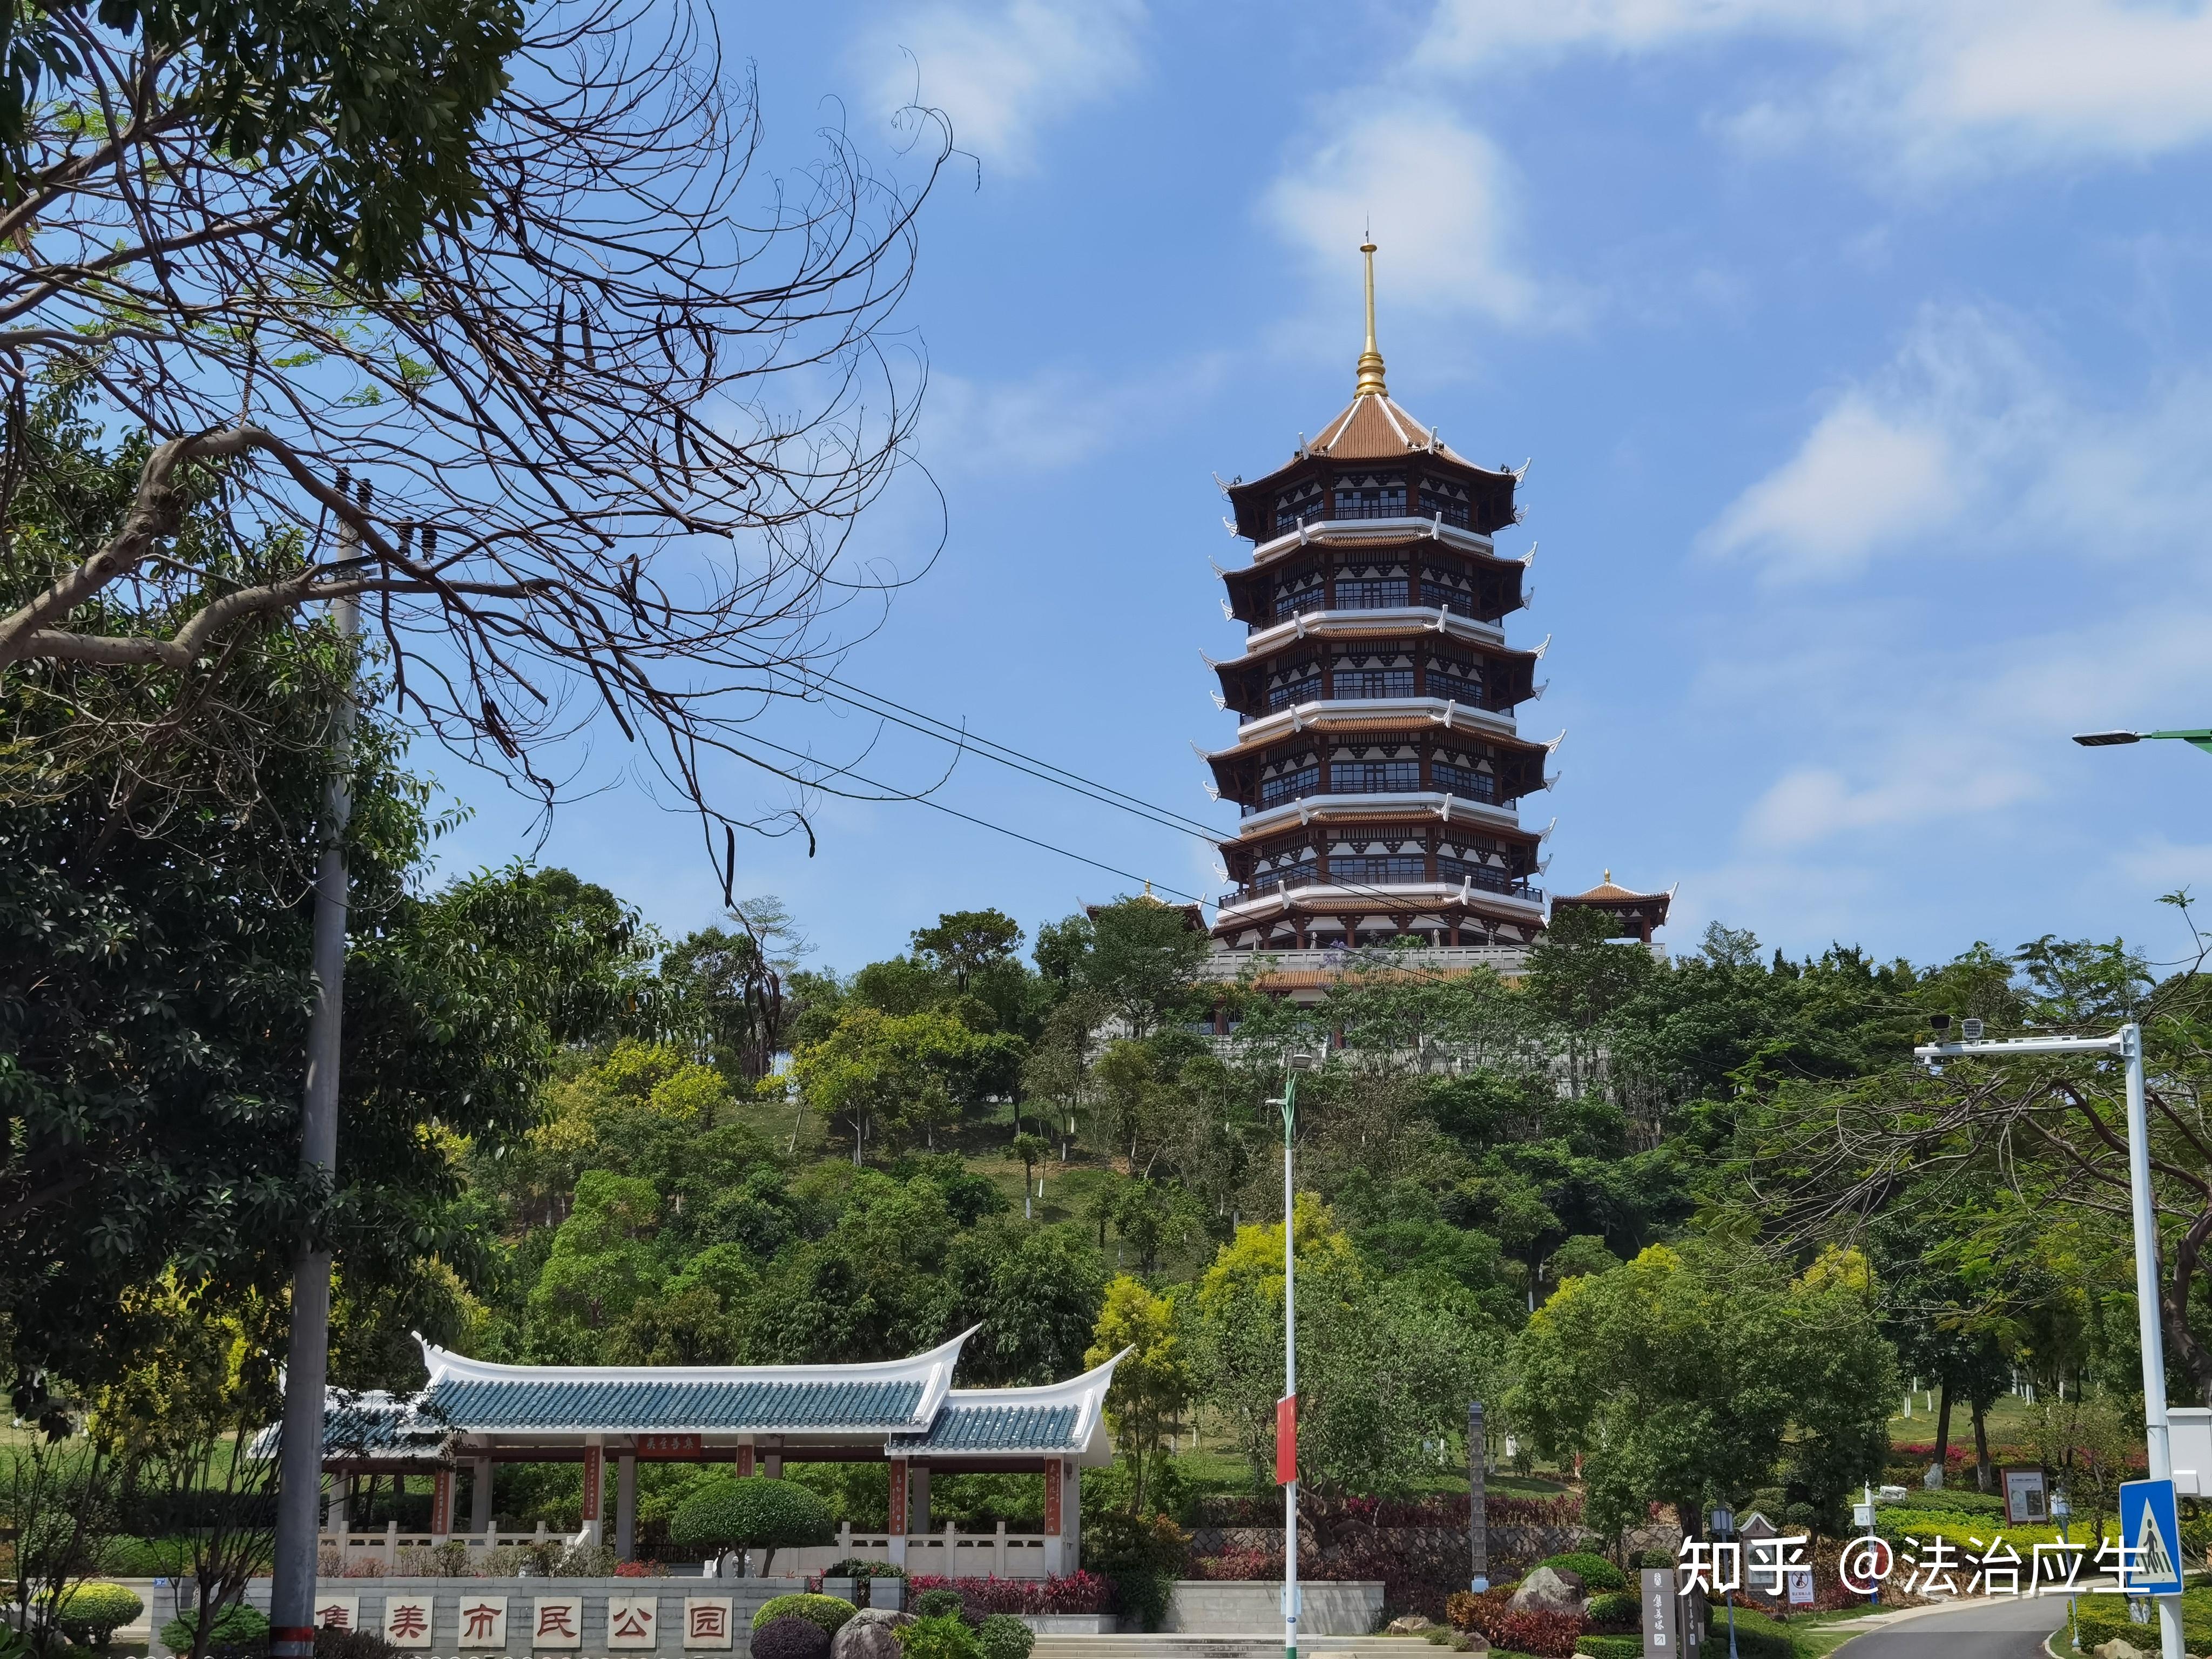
[1932,1380,1953,1487]
[1972,1400,1991,1492]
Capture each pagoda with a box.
[1204,244,1555,955]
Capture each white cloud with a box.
[1263,103,1553,335]
[1420,0,2212,179]
[1700,305,2212,581]
[921,356,1225,474]
[861,0,1146,174]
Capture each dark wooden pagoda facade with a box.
[1205,245,1556,954]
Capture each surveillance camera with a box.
[1961,1017,1985,1041]
[1929,1014,1952,1035]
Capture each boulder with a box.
[1509,1567,1586,1614]
[1388,1616,1437,1635]
[2093,1642,2148,1659]
[831,1609,913,1659]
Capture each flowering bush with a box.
[1444,1588,1584,1658]
[900,1573,1114,1616]
[615,1559,668,1577]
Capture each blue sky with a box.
[435,0,2212,978]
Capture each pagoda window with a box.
[1333,576,1409,610]
[1438,855,1520,894]
[1274,482,1325,532]
[1259,764,1320,809]
[1426,662,1484,706]
[1418,478,1473,528]
[1332,758,1419,793]
[1267,670,1323,711]
[1272,573,1326,620]
[1419,566,1477,615]
[1330,854,1427,885]
[1433,761,1496,802]
[1334,666,1413,699]
[1332,474,1406,520]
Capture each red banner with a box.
[889,1459,908,1533]
[1044,1461,1062,1536]
[431,1467,454,1534]
[1276,1394,1298,1486]
[581,1445,602,1521]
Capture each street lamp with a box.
[2073,728,2212,754]
[1913,1022,2178,1659]
[1708,1507,1737,1659]
[1274,1053,1317,1659]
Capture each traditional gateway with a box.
[1199,242,1670,987]
[308,1330,1122,1579]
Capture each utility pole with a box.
[1275,1053,1316,1659]
[1914,1020,2178,1659]
[268,484,366,1659]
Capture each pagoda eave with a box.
[1228,790,1539,840]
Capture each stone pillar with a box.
[579,1439,604,1546]
[470,1458,495,1536]
[430,1466,455,1536]
[1467,1400,1488,1593]
[1042,1460,1066,1575]
[911,1463,931,1534]
[616,1451,638,1561]
[764,1438,783,1479]
[888,1459,909,1568]
[1061,1459,1081,1569]
[328,1474,351,1537]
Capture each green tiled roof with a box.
[890,1402,1083,1454]
[422,1375,928,1432]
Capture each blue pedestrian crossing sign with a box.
[2119,1479,2185,1595]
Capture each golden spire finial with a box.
[1355,237,1387,397]
[1603,869,1613,884]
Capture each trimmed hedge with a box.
[161,1602,269,1657]
[898,1615,984,1659]
[755,1596,858,1635]
[1577,1638,1643,1659]
[914,1591,965,1621]
[975,1615,1035,1659]
[1583,1594,1638,1630]
[753,1617,831,1659]
[2071,1589,2212,1654]
[58,1582,144,1645]
[1540,1555,1628,1595]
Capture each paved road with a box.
[1826,1595,2071,1659]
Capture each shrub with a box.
[57,1583,144,1647]
[2072,1589,2212,1654]
[1583,1594,1638,1630]
[897,1615,983,1659]
[1082,1512,1188,1631]
[1474,1610,1583,1659]
[914,1591,966,1621]
[900,1575,1111,1617]
[830,1559,907,1579]
[975,1615,1034,1659]
[1638,1550,1675,1570]
[161,1602,271,1658]
[672,1478,834,1576]
[315,1627,400,1659]
[1539,1554,1627,1594]
[753,1616,832,1659]
[1445,1593,1481,1632]
[756,1596,859,1636]
[615,1559,666,1577]
[1577,1638,1642,1659]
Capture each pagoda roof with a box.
[1557,871,1671,906]
[1310,389,1475,464]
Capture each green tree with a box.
[912,911,1024,990]
[1087,1277,1192,1516]
[670,1478,833,1577]
[1510,1242,1894,1540]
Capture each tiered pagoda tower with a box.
[1204,245,1555,954]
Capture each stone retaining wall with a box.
[147,1579,786,1659]
[1160,1581,1382,1636]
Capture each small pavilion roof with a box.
[888,1348,1127,1460]
[1556,871,1669,906]
[407,1328,970,1437]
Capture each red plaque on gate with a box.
[638,1433,703,1459]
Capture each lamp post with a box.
[1274,1052,1317,1659]
[1709,1506,1737,1659]
[2073,729,2212,755]
[1913,1022,2177,1659]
